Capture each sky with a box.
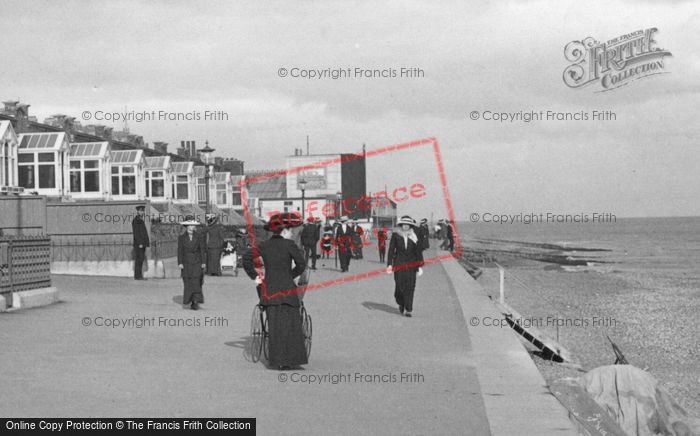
[1,0,698,218]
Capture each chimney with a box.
[2,100,19,115]
[153,142,168,154]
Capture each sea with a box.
[457,216,700,278]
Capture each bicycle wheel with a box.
[250,305,264,362]
[262,313,269,362]
[301,306,312,358]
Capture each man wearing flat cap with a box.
[132,205,150,280]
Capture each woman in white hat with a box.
[177,216,206,310]
[386,215,424,317]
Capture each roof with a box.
[230,175,244,189]
[69,142,109,159]
[172,161,194,174]
[144,156,171,170]
[193,166,206,178]
[0,120,17,141]
[214,172,230,183]
[17,132,68,151]
[245,173,287,199]
[110,149,144,165]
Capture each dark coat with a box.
[178,233,206,278]
[377,230,387,250]
[334,223,355,254]
[242,235,306,306]
[300,223,320,247]
[418,224,430,251]
[205,223,225,249]
[132,216,150,247]
[387,232,424,270]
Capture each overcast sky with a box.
[2,0,698,218]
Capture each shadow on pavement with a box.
[361,301,400,315]
[225,336,256,362]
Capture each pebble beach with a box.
[469,256,700,415]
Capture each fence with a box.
[0,236,52,302]
[47,222,261,264]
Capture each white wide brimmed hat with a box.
[397,215,417,227]
[180,215,201,226]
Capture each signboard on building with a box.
[298,168,326,189]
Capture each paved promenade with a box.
[1,247,575,435]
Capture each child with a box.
[320,230,333,259]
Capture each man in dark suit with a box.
[132,205,150,280]
[243,212,307,369]
[334,215,354,272]
[300,217,321,270]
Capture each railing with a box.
[152,238,178,260]
[50,237,134,262]
[0,236,52,302]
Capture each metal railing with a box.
[0,236,52,301]
[50,237,134,262]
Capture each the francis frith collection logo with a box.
[563,28,672,91]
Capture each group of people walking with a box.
[435,219,455,252]
[133,204,450,369]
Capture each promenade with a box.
[0,247,575,435]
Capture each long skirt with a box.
[394,268,417,312]
[266,304,308,367]
[182,274,204,304]
[206,248,222,275]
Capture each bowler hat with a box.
[135,205,145,211]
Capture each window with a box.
[17,152,56,190]
[216,183,227,204]
[70,159,100,193]
[112,165,137,196]
[197,177,207,200]
[174,174,189,199]
[146,170,165,198]
[19,164,35,189]
[232,192,242,206]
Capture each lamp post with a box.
[299,178,307,221]
[335,191,342,221]
[198,141,216,215]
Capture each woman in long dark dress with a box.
[177,217,206,310]
[243,213,307,369]
[386,215,424,317]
